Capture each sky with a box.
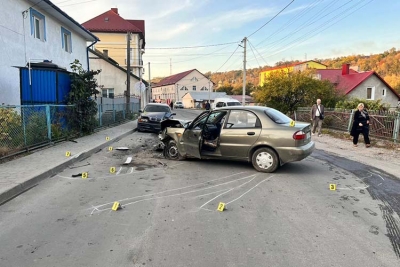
[54,0,400,78]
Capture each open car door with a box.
[182,111,209,158]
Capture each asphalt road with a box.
[0,109,399,267]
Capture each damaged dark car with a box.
[137,103,176,133]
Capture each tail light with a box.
[293,130,306,140]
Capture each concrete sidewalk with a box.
[0,120,137,205]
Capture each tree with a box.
[253,70,344,115]
[68,60,101,134]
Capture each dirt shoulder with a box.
[312,129,400,178]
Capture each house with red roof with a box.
[316,64,400,107]
[82,8,145,77]
[152,69,214,104]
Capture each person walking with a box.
[169,101,174,110]
[350,103,371,147]
[310,99,325,137]
[205,101,211,111]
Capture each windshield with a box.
[264,108,292,124]
[144,105,171,113]
[227,102,241,106]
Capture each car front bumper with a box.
[138,122,161,133]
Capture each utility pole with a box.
[148,62,151,102]
[176,83,179,102]
[242,37,247,106]
[208,79,211,104]
[126,32,131,113]
[139,39,144,108]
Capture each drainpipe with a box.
[87,40,98,71]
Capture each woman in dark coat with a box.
[350,103,371,147]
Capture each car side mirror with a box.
[171,113,176,116]
[139,109,143,113]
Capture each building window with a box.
[61,27,72,53]
[366,87,374,100]
[382,88,386,96]
[102,88,114,98]
[191,77,198,82]
[193,86,196,91]
[30,8,46,41]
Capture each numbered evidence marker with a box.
[112,201,122,211]
[217,202,226,212]
[81,172,88,179]
[289,120,296,127]
[65,151,71,157]
[108,146,113,151]
[329,184,336,191]
[110,167,116,174]
[106,136,110,141]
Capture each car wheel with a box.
[164,140,181,160]
[137,128,142,132]
[251,147,279,173]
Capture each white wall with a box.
[347,74,400,107]
[0,0,89,105]
[151,70,213,102]
[89,51,141,98]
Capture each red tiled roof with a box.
[316,69,400,98]
[82,8,143,34]
[154,69,197,87]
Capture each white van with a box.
[212,97,241,109]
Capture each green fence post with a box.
[99,104,102,127]
[393,112,400,143]
[22,107,27,146]
[45,105,51,141]
[348,109,354,133]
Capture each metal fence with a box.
[295,107,400,142]
[0,102,140,159]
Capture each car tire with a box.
[251,147,279,173]
[164,140,181,160]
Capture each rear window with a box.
[176,102,182,104]
[144,105,171,113]
[227,102,241,106]
[264,108,292,124]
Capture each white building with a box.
[152,69,214,104]
[182,92,227,109]
[0,0,98,105]
[89,49,148,99]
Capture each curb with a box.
[0,127,137,206]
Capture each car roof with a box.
[214,97,240,102]
[216,106,270,112]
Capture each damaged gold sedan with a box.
[159,106,315,173]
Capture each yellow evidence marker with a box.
[329,184,336,191]
[110,167,116,173]
[82,172,88,179]
[106,136,110,141]
[108,146,113,151]
[65,151,71,157]
[289,120,296,127]
[217,202,226,212]
[112,202,122,211]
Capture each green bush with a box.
[0,108,23,149]
[335,98,390,111]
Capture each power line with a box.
[248,40,261,67]
[214,45,241,72]
[0,24,23,36]
[96,41,240,50]
[262,0,375,60]
[247,39,268,66]
[248,0,295,38]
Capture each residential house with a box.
[89,49,148,100]
[182,92,227,109]
[259,60,327,86]
[152,69,214,104]
[82,8,145,77]
[316,64,400,107]
[0,0,98,105]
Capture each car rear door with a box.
[219,110,261,159]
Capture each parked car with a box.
[174,101,184,109]
[159,106,314,173]
[212,97,241,109]
[137,103,176,133]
